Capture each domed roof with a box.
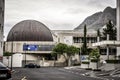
[7,20,53,41]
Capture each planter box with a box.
[89,62,96,69]
[103,63,115,71]
[81,61,89,68]
[102,60,120,71]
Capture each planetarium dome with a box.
[7,20,53,41]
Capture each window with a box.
[73,37,81,43]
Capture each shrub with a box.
[82,61,90,64]
[91,59,99,62]
[106,60,120,64]
[73,62,81,66]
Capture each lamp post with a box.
[24,43,27,65]
[11,33,14,70]
[11,32,17,70]
[107,34,109,60]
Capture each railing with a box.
[92,40,120,47]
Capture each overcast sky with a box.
[4,0,116,39]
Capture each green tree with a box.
[89,48,100,59]
[51,43,68,66]
[81,25,87,55]
[97,29,101,38]
[81,25,90,68]
[102,20,116,60]
[52,43,67,57]
[97,29,101,55]
[89,48,100,69]
[66,45,79,66]
[52,43,79,66]
[102,20,116,40]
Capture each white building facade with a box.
[92,0,120,58]
[4,29,117,67]
[117,0,120,56]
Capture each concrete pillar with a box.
[117,0,120,56]
[107,34,109,60]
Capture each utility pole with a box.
[24,43,27,65]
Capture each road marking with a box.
[21,76,27,80]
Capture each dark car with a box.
[24,63,40,68]
[0,62,11,79]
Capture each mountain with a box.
[74,7,116,31]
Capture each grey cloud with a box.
[5,0,116,38]
[65,7,87,14]
[50,23,75,30]
[87,0,116,8]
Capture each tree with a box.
[102,20,116,60]
[66,45,79,66]
[89,48,100,69]
[97,29,101,55]
[51,43,68,66]
[52,43,67,56]
[89,49,100,60]
[51,43,79,66]
[102,20,116,40]
[80,25,91,68]
[97,29,101,37]
[81,25,87,55]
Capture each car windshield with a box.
[0,62,6,68]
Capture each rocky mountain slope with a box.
[74,7,116,30]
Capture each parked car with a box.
[0,62,11,79]
[24,63,40,68]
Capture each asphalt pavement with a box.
[63,67,120,80]
[9,67,120,80]
[11,67,103,80]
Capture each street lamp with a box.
[11,32,17,70]
[11,33,14,70]
[24,43,27,65]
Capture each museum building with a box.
[3,19,117,67]
[4,20,56,67]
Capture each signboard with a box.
[23,44,54,51]
[23,44,38,51]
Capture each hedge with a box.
[91,59,99,62]
[106,60,120,64]
[81,61,90,64]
